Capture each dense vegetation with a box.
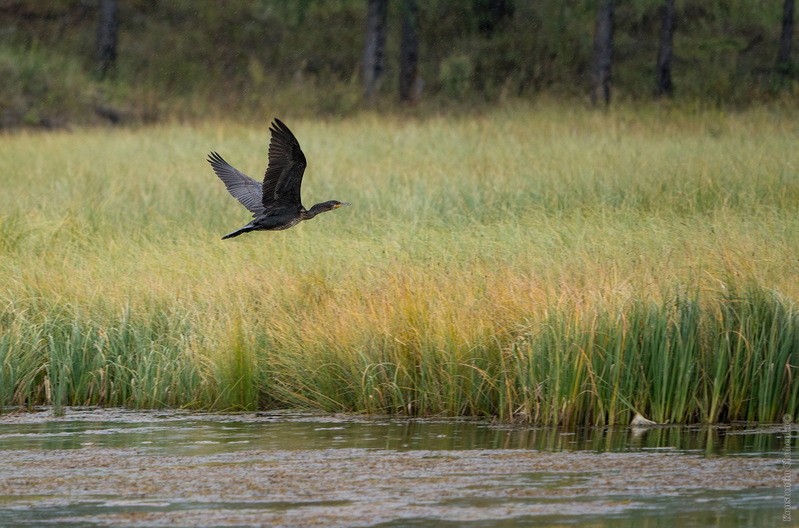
[1,106,797,423]
[1,1,796,423]
[1,0,797,128]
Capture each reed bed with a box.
[1,104,797,424]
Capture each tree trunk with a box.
[590,0,614,106]
[399,0,420,103]
[777,0,795,72]
[655,0,675,97]
[363,0,388,99]
[96,0,118,79]
[475,0,514,38]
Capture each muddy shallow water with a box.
[0,408,796,527]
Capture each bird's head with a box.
[306,200,350,218]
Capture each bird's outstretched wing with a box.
[262,118,308,215]
[208,152,265,216]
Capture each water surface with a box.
[0,408,795,527]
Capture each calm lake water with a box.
[0,408,796,527]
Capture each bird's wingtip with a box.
[270,117,293,137]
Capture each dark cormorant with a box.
[208,118,349,240]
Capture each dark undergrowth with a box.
[1,0,797,129]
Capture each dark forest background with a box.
[0,0,796,129]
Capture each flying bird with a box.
[208,119,349,239]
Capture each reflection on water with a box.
[0,408,796,527]
[0,408,791,456]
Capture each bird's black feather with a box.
[262,118,307,216]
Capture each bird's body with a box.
[208,119,348,239]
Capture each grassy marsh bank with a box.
[1,105,797,424]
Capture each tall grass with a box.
[0,105,797,423]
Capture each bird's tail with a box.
[222,224,255,240]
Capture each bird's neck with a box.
[299,207,315,220]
